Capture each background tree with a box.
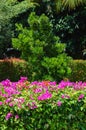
[55,6,86,59]
[0,0,34,58]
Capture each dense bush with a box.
[0,58,29,81]
[0,78,86,130]
[12,12,72,81]
[68,60,86,81]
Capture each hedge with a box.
[68,60,86,82]
[0,58,29,81]
[0,59,86,82]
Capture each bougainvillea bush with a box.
[0,77,86,130]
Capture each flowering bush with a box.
[0,77,86,130]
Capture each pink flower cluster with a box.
[38,91,52,100]
[5,112,19,120]
[78,94,84,101]
[0,77,86,121]
[6,112,13,120]
[57,101,62,106]
[58,80,86,90]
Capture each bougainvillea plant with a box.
[0,77,86,130]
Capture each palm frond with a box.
[55,0,86,12]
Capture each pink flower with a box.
[78,94,84,101]
[0,101,3,106]
[1,79,11,87]
[6,112,13,120]
[18,103,22,109]
[19,77,28,82]
[30,95,34,100]
[38,91,52,100]
[65,95,70,99]
[61,94,70,99]
[18,97,25,104]
[15,115,19,119]
[61,94,65,98]
[5,98,12,103]
[57,101,62,107]
[9,102,13,107]
[28,102,37,109]
[33,88,42,93]
[58,81,72,89]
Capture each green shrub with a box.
[68,60,86,81]
[0,58,29,81]
[12,12,72,82]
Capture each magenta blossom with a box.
[1,79,11,87]
[19,77,28,83]
[78,94,84,101]
[0,101,3,106]
[28,102,37,109]
[61,94,70,99]
[33,88,42,93]
[6,112,13,120]
[15,115,19,119]
[38,91,52,101]
[5,98,12,104]
[57,101,62,107]
[30,95,34,100]
[61,94,65,99]
[9,102,14,107]
[58,81,72,89]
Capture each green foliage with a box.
[0,0,34,58]
[55,6,86,59]
[34,1,86,59]
[12,12,72,81]
[42,55,71,81]
[0,22,13,59]
[0,58,29,81]
[68,60,86,81]
[0,0,34,23]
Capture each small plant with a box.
[12,12,72,81]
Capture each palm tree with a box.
[55,0,86,11]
